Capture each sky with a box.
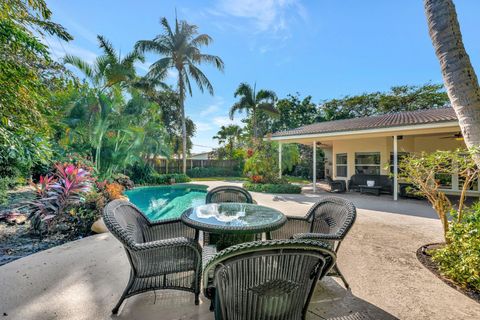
[45,0,480,153]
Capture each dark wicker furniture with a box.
[348,174,392,194]
[203,239,336,320]
[325,176,347,193]
[103,200,202,314]
[269,197,356,289]
[359,185,382,196]
[206,185,253,204]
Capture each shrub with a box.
[243,182,302,194]
[431,204,480,291]
[140,173,191,185]
[0,177,9,205]
[27,163,92,233]
[186,167,241,178]
[104,183,125,200]
[126,162,154,184]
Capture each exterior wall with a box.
[331,135,471,194]
[332,137,390,180]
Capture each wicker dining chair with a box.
[206,185,254,204]
[103,199,202,314]
[203,239,336,320]
[269,197,356,289]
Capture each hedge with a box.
[137,173,191,185]
[243,182,302,194]
[186,166,241,178]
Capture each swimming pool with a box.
[125,184,208,221]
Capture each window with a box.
[336,153,347,177]
[355,152,380,175]
[435,173,452,189]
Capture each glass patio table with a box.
[181,203,287,250]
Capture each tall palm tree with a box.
[213,125,243,159]
[229,83,278,139]
[425,0,480,166]
[135,17,224,173]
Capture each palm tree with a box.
[63,35,144,174]
[135,17,224,173]
[64,35,142,93]
[213,125,243,159]
[229,83,278,139]
[425,0,480,166]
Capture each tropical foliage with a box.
[398,149,479,240]
[135,16,224,173]
[432,203,480,291]
[213,125,244,160]
[229,83,278,139]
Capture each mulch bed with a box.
[0,188,83,267]
[417,243,480,303]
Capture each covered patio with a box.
[272,108,473,200]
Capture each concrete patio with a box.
[1,181,479,320]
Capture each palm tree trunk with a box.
[178,76,187,174]
[252,106,258,140]
[425,0,480,167]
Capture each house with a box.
[189,152,212,160]
[270,107,474,199]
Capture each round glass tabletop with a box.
[181,203,286,234]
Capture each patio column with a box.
[393,135,398,201]
[313,141,317,193]
[278,142,283,179]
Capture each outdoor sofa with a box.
[348,174,393,194]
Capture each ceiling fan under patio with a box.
[439,132,464,141]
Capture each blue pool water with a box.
[125,184,208,221]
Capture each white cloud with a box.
[213,116,245,127]
[195,122,214,132]
[135,61,152,73]
[214,0,307,34]
[46,38,98,64]
[200,96,225,116]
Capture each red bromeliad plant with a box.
[28,163,92,233]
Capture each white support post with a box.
[278,142,282,179]
[393,135,398,201]
[313,141,317,193]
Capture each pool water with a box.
[125,184,208,221]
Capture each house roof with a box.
[270,107,458,138]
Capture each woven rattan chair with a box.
[269,197,356,289]
[203,239,336,320]
[325,176,347,193]
[103,200,202,314]
[206,185,253,204]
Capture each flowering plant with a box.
[27,163,92,233]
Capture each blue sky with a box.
[45,0,480,153]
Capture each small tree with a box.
[399,149,479,241]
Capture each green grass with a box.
[285,176,311,184]
[191,176,248,182]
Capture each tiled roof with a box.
[270,107,458,137]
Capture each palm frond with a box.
[257,102,280,117]
[187,63,214,95]
[63,54,95,80]
[191,34,212,47]
[256,89,277,102]
[196,54,224,71]
[97,35,117,60]
[229,101,247,120]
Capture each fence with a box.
[152,159,240,174]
